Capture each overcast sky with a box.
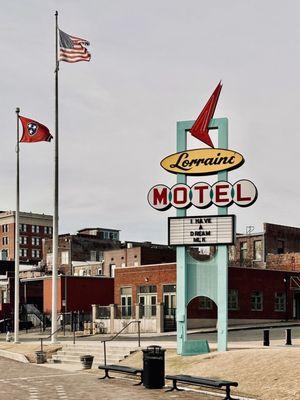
[0,1,299,243]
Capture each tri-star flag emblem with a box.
[27,122,38,136]
[19,116,53,143]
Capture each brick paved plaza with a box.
[0,357,216,400]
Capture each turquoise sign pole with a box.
[176,117,229,355]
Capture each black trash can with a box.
[80,355,94,369]
[142,345,165,389]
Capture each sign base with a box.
[181,339,210,356]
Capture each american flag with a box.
[59,29,91,63]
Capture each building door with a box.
[138,294,157,318]
[294,293,300,319]
[162,284,176,332]
[121,295,132,318]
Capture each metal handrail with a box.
[39,326,63,352]
[101,320,141,365]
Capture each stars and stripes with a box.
[59,29,91,63]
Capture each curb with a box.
[0,349,29,363]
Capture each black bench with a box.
[98,364,143,385]
[165,374,238,400]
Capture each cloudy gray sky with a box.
[0,1,299,243]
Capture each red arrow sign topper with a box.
[189,81,223,148]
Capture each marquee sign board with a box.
[168,215,235,246]
[161,148,244,176]
[148,179,257,211]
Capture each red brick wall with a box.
[266,253,300,271]
[114,263,298,320]
[187,268,295,320]
[114,263,176,304]
[265,223,300,255]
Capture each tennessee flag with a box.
[19,116,53,143]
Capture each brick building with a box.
[229,222,300,268]
[20,275,114,314]
[71,241,175,278]
[102,242,175,277]
[114,263,300,329]
[43,227,121,275]
[266,252,300,271]
[0,211,52,264]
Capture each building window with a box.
[251,291,263,311]
[134,261,139,267]
[110,264,116,278]
[61,251,69,264]
[240,242,247,263]
[254,240,262,261]
[121,262,126,267]
[44,226,52,235]
[19,236,27,245]
[90,251,97,261]
[20,248,27,258]
[2,224,9,233]
[2,237,8,246]
[1,249,8,260]
[31,225,40,233]
[138,285,157,294]
[275,292,286,312]
[97,267,103,275]
[19,224,27,232]
[277,240,285,254]
[31,237,40,246]
[32,249,40,258]
[228,289,239,310]
[199,296,213,310]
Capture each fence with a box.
[95,306,111,319]
[92,303,164,334]
[115,305,135,319]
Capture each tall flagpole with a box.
[51,10,59,343]
[14,107,20,343]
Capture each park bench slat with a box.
[166,374,238,387]
[98,364,143,385]
[98,364,142,373]
[165,374,238,400]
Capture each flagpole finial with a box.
[15,107,20,114]
[55,10,58,16]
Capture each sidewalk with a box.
[1,320,300,341]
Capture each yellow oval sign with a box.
[160,148,244,175]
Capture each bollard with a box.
[285,328,292,345]
[263,329,270,346]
